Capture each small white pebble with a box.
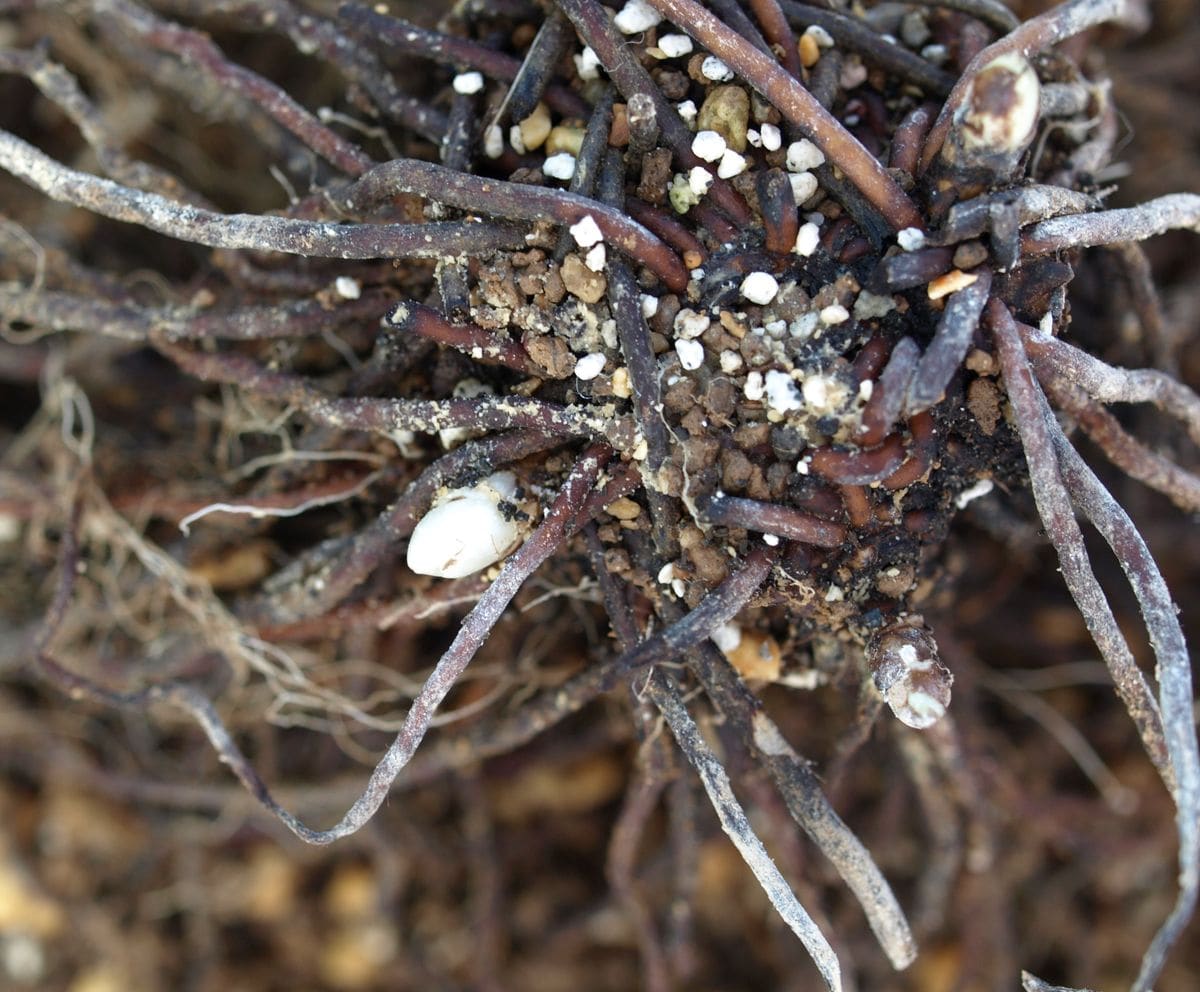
[674,308,711,339]
[701,55,735,81]
[789,171,819,204]
[711,622,742,653]
[760,122,782,151]
[452,71,485,95]
[675,338,705,370]
[785,138,825,172]
[796,457,810,475]
[764,319,787,338]
[719,349,744,374]
[762,533,780,547]
[717,148,748,179]
[688,166,713,196]
[574,352,606,381]
[658,33,694,58]
[805,25,834,48]
[819,304,849,325]
[543,152,577,180]
[858,379,874,401]
[677,99,698,125]
[585,243,607,271]
[570,214,604,248]
[690,267,705,280]
[508,123,527,154]
[691,129,727,162]
[483,124,504,159]
[954,478,995,509]
[765,369,802,413]
[575,46,602,80]
[614,0,663,34]
[921,43,948,65]
[794,222,821,257]
[741,271,779,305]
[640,293,660,318]
[334,276,361,300]
[657,562,676,584]
[744,370,765,401]
[671,577,687,598]
[897,227,926,251]
[746,128,762,148]
[824,583,845,602]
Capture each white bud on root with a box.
[406,472,533,578]
[868,621,953,729]
[955,53,1040,162]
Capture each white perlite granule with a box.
[483,125,504,159]
[574,46,601,80]
[898,227,926,251]
[674,309,711,339]
[675,338,705,370]
[741,271,780,305]
[765,369,803,413]
[794,222,821,256]
[452,71,484,95]
[691,130,727,162]
[688,166,713,196]
[569,214,604,248]
[574,352,606,381]
[614,0,663,34]
[819,304,850,325]
[785,139,825,172]
[334,276,361,300]
[804,25,834,48]
[717,149,748,178]
[701,56,734,81]
[657,33,693,58]
[789,171,818,204]
[584,243,607,271]
[744,370,765,401]
[543,152,577,180]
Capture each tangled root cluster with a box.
[0,0,1198,989]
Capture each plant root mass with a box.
[0,0,1198,990]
